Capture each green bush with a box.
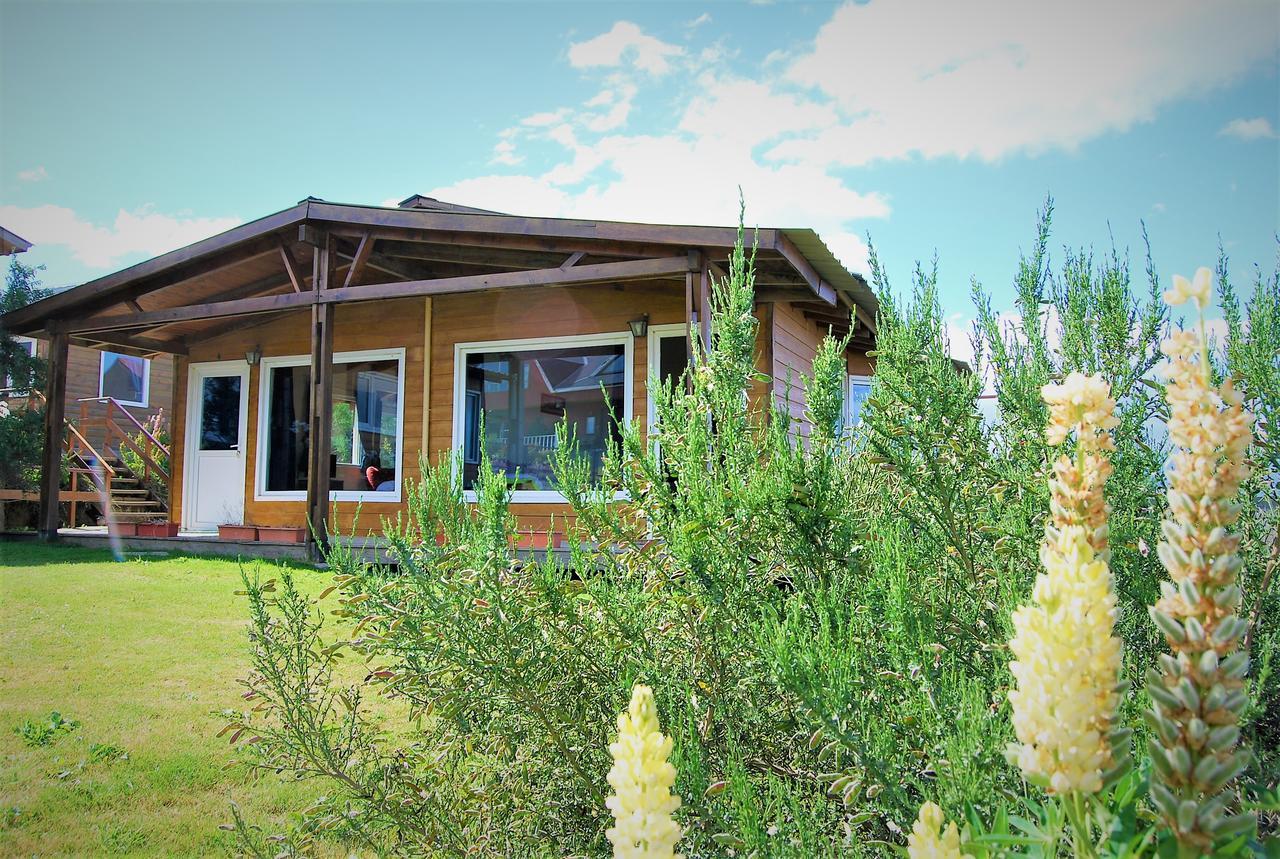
[229,203,1278,856]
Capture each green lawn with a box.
[0,542,345,857]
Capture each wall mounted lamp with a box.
[627,314,649,338]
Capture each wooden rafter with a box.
[278,240,304,293]
[72,332,188,356]
[342,232,375,289]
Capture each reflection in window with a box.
[199,376,241,450]
[845,375,872,428]
[461,342,626,492]
[100,352,149,406]
[261,353,403,497]
[264,364,310,492]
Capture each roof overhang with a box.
[0,199,877,348]
[0,226,33,256]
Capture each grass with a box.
[0,542,356,857]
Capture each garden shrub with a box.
[229,204,1278,857]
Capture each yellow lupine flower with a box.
[1007,373,1125,795]
[1007,526,1123,794]
[907,802,972,859]
[605,685,683,859]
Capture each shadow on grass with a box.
[0,540,320,572]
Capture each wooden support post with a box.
[699,260,712,355]
[38,332,69,541]
[306,235,335,559]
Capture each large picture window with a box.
[256,349,405,502]
[99,352,150,406]
[454,333,632,501]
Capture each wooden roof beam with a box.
[320,255,692,304]
[70,332,188,356]
[773,232,838,306]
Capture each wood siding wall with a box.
[167,290,871,537]
[28,340,174,451]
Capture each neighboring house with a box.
[1,227,173,451]
[1,196,878,549]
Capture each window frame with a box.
[3,337,37,391]
[845,373,873,429]
[98,351,150,407]
[452,331,634,503]
[253,347,407,504]
[645,322,689,433]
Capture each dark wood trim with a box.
[773,232,837,306]
[3,205,307,332]
[306,235,335,558]
[126,299,144,313]
[71,332,189,356]
[308,201,779,250]
[39,332,69,541]
[560,251,585,269]
[319,255,690,304]
[759,300,776,405]
[278,240,304,293]
[343,232,375,289]
[698,256,711,355]
[61,291,317,334]
[336,225,703,263]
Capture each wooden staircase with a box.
[101,456,168,523]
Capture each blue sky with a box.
[2,0,1276,354]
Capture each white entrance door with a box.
[183,361,250,531]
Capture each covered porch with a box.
[2,196,875,560]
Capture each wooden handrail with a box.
[75,396,169,456]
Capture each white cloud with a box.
[0,203,241,269]
[688,13,712,29]
[1152,202,1167,214]
[17,166,47,183]
[1218,116,1278,141]
[568,21,684,76]
[778,0,1278,165]
[492,140,523,166]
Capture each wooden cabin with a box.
[1,196,878,556]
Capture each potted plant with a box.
[256,525,307,544]
[112,520,139,537]
[137,518,180,538]
[218,521,257,541]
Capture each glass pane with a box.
[199,376,241,450]
[846,380,872,426]
[101,352,148,404]
[331,358,401,493]
[658,334,690,389]
[463,343,625,491]
[265,365,310,492]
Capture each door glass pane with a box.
[463,343,625,491]
[199,376,241,450]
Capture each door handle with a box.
[229,443,239,450]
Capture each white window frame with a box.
[452,331,633,503]
[99,351,150,407]
[254,347,406,503]
[646,323,689,432]
[4,337,37,391]
[845,374,873,429]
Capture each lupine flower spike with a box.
[1006,372,1129,796]
[907,802,973,859]
[1146,270,1255,853]
[605,684,684,858]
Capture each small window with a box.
[646,324,691,431]
[99,352,150,406]
[3,337,36,390]
[845,375,873,428]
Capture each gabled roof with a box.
[0,197,877,352]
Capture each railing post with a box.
[39,332,69,541]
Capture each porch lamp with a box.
[245,346,262,366]
[627,314,649,338]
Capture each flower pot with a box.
[113,522,139,537]
[137,522,180,538]
[218,524,258,542]
[256,526,307,544]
